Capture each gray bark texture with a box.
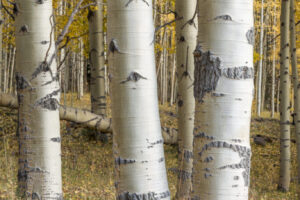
[278,0,291,192]
[175,0,197,198]
[88,0,106,116]
[290,0,300,184]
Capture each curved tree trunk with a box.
[88,0,106,116]
[15,0,62,198]
[192,0,254,199]
[175,0,197,198]
[107,0,170,199]
[278,0,291,192]
[290,0,299,184]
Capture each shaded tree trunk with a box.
[192,0,254,199]
[290,0,300,184]
[88,0,106,116]
[15,0,62,198]
[278,0,291,192]
[257,0,264,116]
[271,2,277,118]
[175,0,197,198]
[107,0,170,199]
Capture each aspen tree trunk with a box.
[9,47,16,93]
[0,2,2,93]
[169,54,176,106]
[278,0,291,192]
[271,3,277,118]
[192,0,254,199]
[15,0,62,198]
[277,80,280,112]
[88,0,106,116]
[261,32,267,112]
[290,0,300,184]
[257,0,264,116]
[77,40,84,99]
[2,48,7,93]
[175,0,197,198]
[107,0,170,199]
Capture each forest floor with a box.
[0,93,299,199]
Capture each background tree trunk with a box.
[192,0,254,199]
[271,2,277,118]
[290,0,300,184]
[107,0,170,199]
[15,0,62,198]
[175,0,197,198]
[88,0,106,116]
[278,0,291,192]
[257,0,264,116]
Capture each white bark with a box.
[15,0,62,198]
[278,0,291,192]
[108,0,170,199]
[175,0,197,198]
[271,2,277,118]
[192,0,254,199]
[257,0,264,116]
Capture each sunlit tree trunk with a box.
[192,0,254,199]
[15,0,62,198]
[278,0,291,192]
[290,0,300,184]
[175,0,197,198]
[88,0,106,116]
[257,0,264,116]
[108,0,170,199]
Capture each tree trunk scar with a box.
[194,45,254,102]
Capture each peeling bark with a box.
[192,0,254,199]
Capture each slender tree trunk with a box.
[192,0,254,199]
[277,79,280,112]
[169,54,176,106]
[15,0,62,198]
[107,1,170,199]
[175,0,197,198]
[290,0,300,184]
[261,35,267,113]
[2,48,7,93]
[257,0,264,116]
[9,47,16,94]
[88,0,106,116]
[0,2,2,93]
[278,0,291,192]
[271,3,277,118]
